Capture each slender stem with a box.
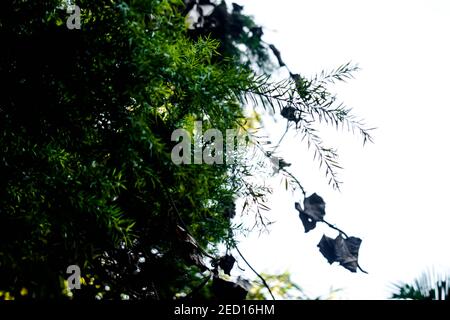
[321,219,349,239]
[234,245,275,300]
[357,263,368,274]
[185,272,212,299]
[151,281,160,300]
[162,184,216,260]
[280,168,306,197]
[271,123,290,154]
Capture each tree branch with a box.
[280,168,306,197]
[185,272,213,299]
[162,184,216,260]
[321,219,349,239]
[234,245,275,300]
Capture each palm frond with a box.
[391,271,450,300]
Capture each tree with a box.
[0,0,371,299]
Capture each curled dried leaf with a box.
[318,234,363,273]
[295,193,326,233]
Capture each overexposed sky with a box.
[233,0,450,299]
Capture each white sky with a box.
[232,0,450,299]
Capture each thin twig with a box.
[185,272,212,299]
[280,168,306,197]
[151,281,160,300]
[161,184,216,260]
[234,245,275,300]
[321,219,349,239]
[270,122,290,154]
[234,120,307,198]
[357,263,368,274]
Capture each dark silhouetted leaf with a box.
[317,234,362,273]
[317,235,336,264]
[294,193,326,232]
[218,254,236,275]
[211,277,248,300]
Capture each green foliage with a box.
[247,271,341,300]
[185,0,271,70]
[0,0,248,299]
